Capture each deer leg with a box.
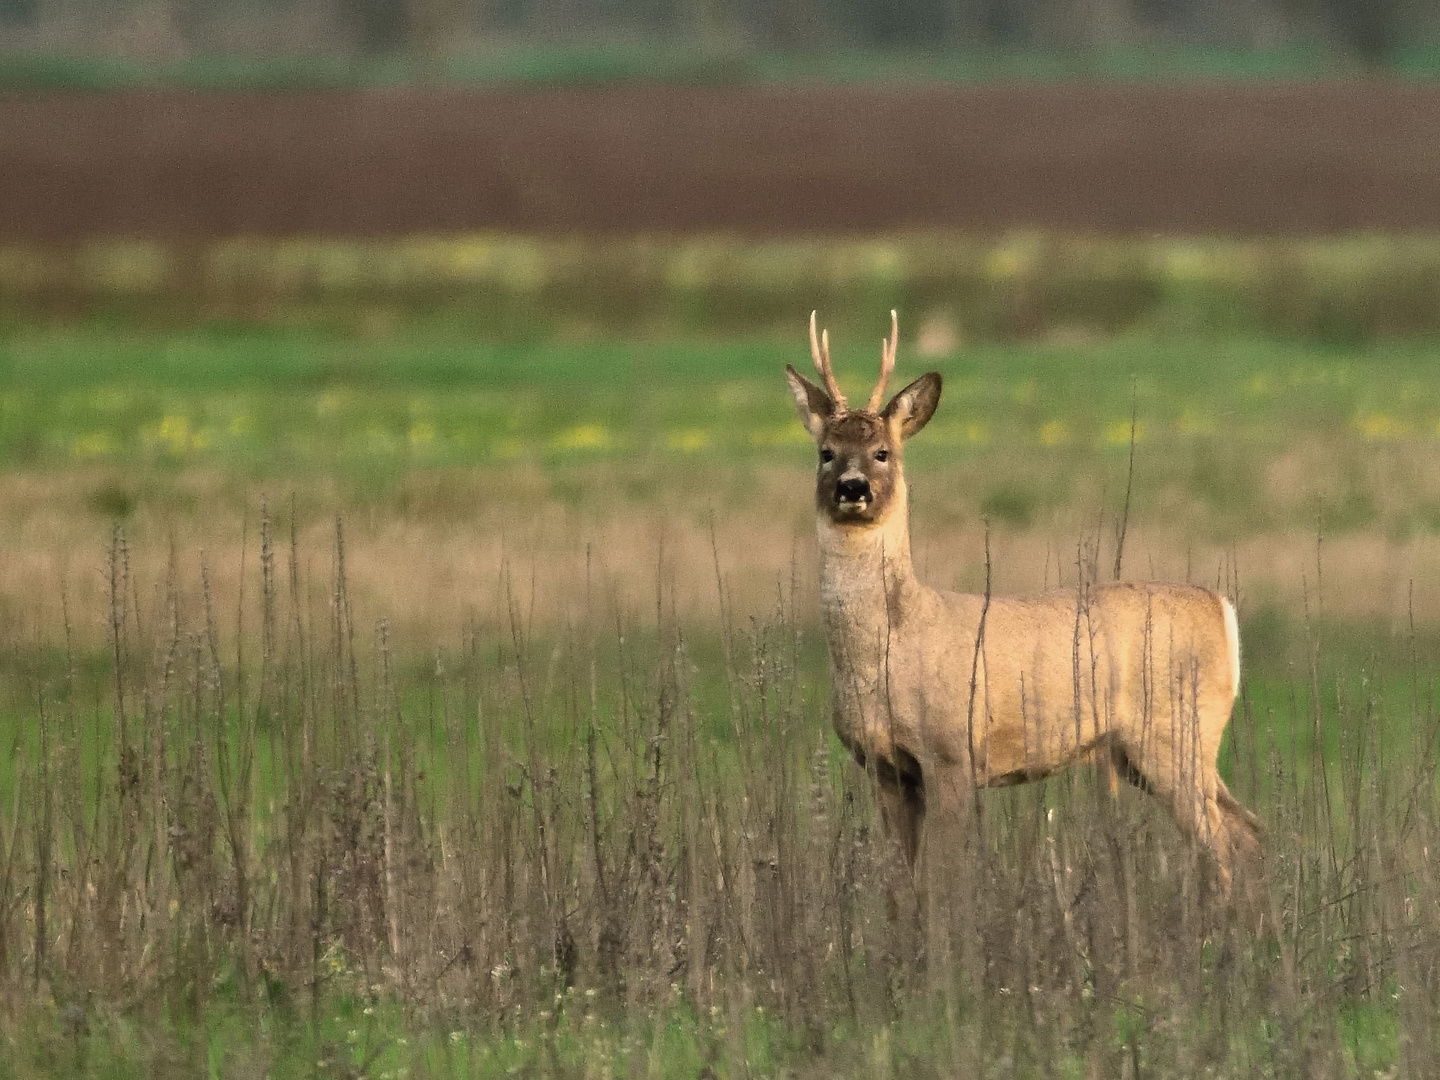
[1216,778,1263,863]
[916,763,980,989]
[1121,739,1237,897]
[873,757,924,870]
[1183,786,1237,896]
[1163,775,1235,895]
[871,759,926,933]
[1199,785,1235,897]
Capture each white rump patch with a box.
[1221,596,1241,702]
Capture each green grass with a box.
[1,329,1433,459]
[4,326,1440,540]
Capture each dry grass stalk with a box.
[0,513,1433,1074]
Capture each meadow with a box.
[3,299,1440,1076]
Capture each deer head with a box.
[785,311,943,527]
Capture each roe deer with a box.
[786,311,1262,894]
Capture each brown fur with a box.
[786,336,1261,895]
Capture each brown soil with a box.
[2,81,1439,239]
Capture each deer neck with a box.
[816,478,923,757]
[816,476,922,655]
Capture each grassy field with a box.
[4,322,1440,631]
[3,317,1440,1076]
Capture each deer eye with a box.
[819,449,835,464]
[874,449,890,463]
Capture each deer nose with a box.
[836,476,871,503]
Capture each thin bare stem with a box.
[1113,377,1137,581]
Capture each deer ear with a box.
[785,364,834,440]
[882,372,942,440]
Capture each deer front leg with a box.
[872,760,924,870]
[869,758,926,936]
[917,763,976,885]
[915,761,980,989]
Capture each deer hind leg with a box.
[1179,779,1236,895]
[1197,781,1236,897]
[1120,738,1238,896]
[1216,776,1264,868]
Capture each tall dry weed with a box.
[0,511,1435,1075]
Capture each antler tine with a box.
[866,309,898,413]
[809,310,847,410]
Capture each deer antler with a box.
[866,309,898,413]
[810,310,847,411]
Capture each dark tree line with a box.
[309,0,1439,57]
[0,0,1433,64]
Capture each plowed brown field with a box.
[2,81,1438,239]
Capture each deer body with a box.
[789,313,1260,890]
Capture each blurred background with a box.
[7,11,1440,1077]
[2,3,1440,644]
[0,0,1437,67]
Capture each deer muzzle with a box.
[835,474,872,512]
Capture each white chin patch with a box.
[835,499,870,515]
